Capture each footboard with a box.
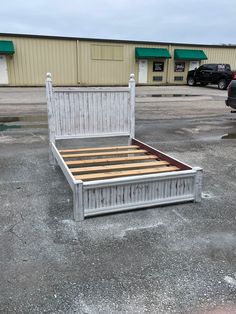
[82,169,202,217]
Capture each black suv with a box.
[225,80,236,110]
[187,63,236,90]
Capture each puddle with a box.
[0,115,47,123]
[137,94,201,98]
[0,115,48,132]
[222,134,236,139]
[0,124,48,131]
[221,132,236,139]
[202,192,214,199]
[0,124,21,131]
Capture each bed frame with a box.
[46,73,203,221]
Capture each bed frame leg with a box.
[49,144,57,166]
[194,167,203,202]
[73,183,84,221]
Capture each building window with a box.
[174,76,184,81]
[153,76,163,81]
[174,62,185,72]
[153,62,164,72]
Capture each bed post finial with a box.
[130,73,135,79]
[129,73,135,86]
[46,72,52,81]
[129,73,135,142]
[46,72,53,94]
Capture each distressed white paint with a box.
[53,90,130,137]
[46,73,135,142]
[46,73,56,164]
[46,72,203,221]
[83,173,196,216]
[194,167,203,202]
[129,73,135,141]
[51,142,84,220]
[73,183,84,221]
[83,169,197,188]
[51,142,78,189]
[0,55,8,84]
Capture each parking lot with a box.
[1,85,236,313]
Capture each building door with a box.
[189,60,199,71]
[138,59,148,83]
[0,55,8,84]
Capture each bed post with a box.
[46,73,56,165]
[73,182,84,221]
[194,167,203,202]
[129,73,135,144]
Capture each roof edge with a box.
[0,32,236,48]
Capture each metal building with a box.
[0,33,236,86]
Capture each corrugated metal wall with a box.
[0,35,77,86]
[1,34,236,86]
[78,41,134,85]
[79,41,170,85]
[202,47,236,68]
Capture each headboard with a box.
[46,73,135,145]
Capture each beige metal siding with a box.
[1,34,236,86]
[79,41,134,85]
[79,41,170,85]
[202,47,236,69]
[0,36,77,86]
[91,44,123,61]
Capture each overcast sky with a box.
[1,0,236,45]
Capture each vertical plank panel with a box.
[83,175,197,214]
[52,88,132,138]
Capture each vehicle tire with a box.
[187,77,196,86]
[218,79,227,90]
[200,82,208,86]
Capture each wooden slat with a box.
[70,161,170,174]
[61,149,147,158]
[59,145,139,153]
[75,166,179,181]
[66,155,158,166]
[132,138,192,171]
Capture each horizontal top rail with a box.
[81,169,197,187]
[54,87,130,93]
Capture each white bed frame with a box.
[46,73,203,221]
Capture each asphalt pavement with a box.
[0,85,236,314]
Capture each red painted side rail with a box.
[132,138,192,171]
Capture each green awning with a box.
[0,41,15,55]
[174,49,207,60]
[135,47,171,59]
